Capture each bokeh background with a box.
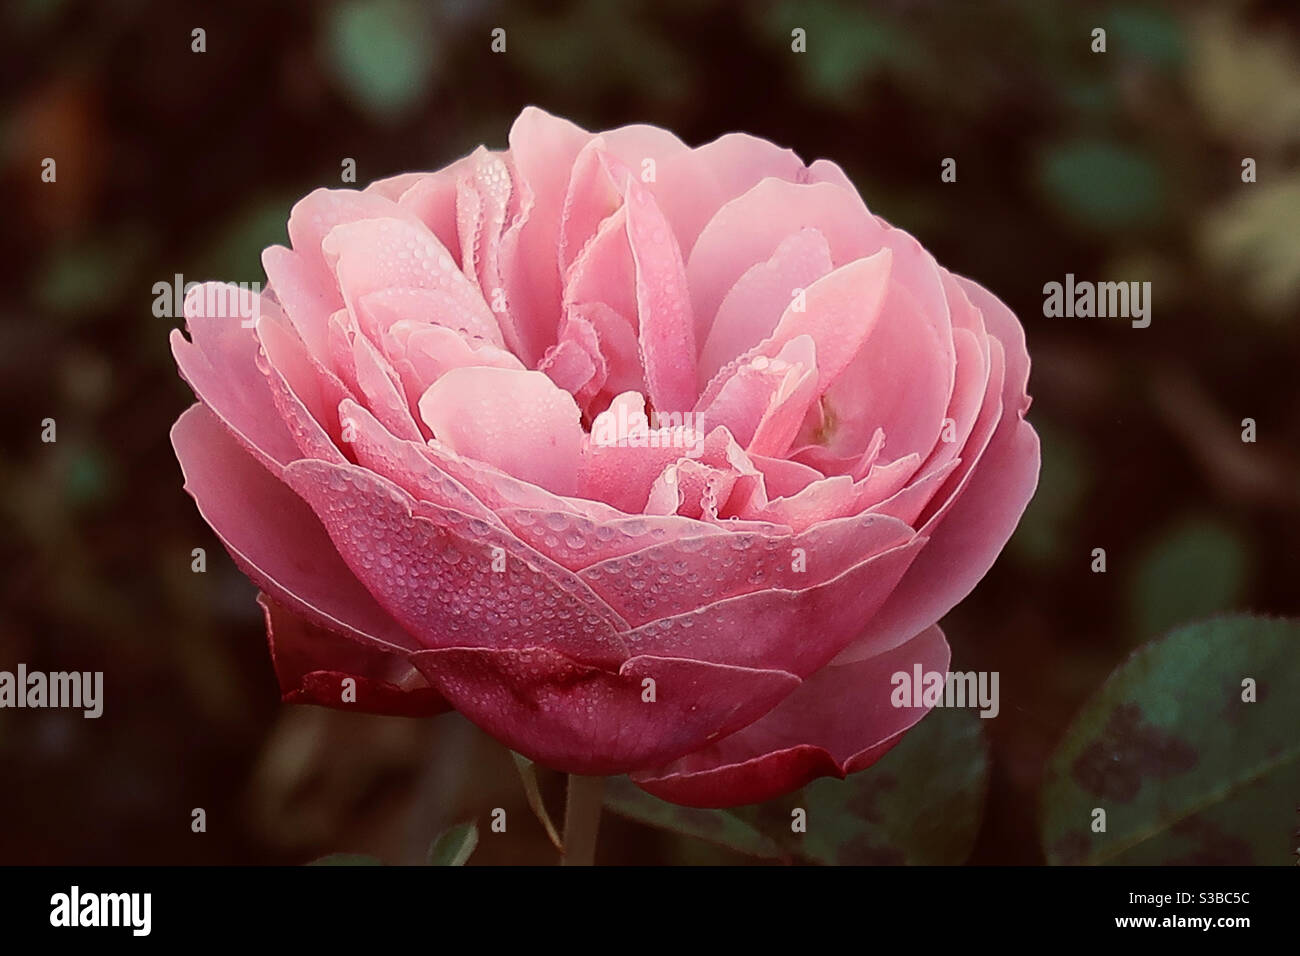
[2,0,1298,864]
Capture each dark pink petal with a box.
[281,458,631,666]
[579,510,914,631]
[260,594,448,717]
[408,645,800,775]
[593,533,925,676]
[631,625,950,807]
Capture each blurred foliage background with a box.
[1,0,1297,864]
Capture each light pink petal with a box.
[338,399,502,526]
[364,171,428,201]
[654,132,808,259]
[698,227,833,385]
[748,453,823,501]
[287,187,415,288]
[558,140,625,271]
[833,277,1038,664]
[625,178,697,413]
[697,336,819,456]
[632,625,949,807]
[324,216,496,342]
[576,300,644,402]
[419,367,584,496]
[686,179,878,340]
[455,149,517,345]
[500,107,595,365]
[262,245,340,367]
[802,157,865,199]
[395,154,479,259]
[538,318,605,410]
[351,331,424,442]
[254,309,348,460]
[357,286,506,348]
[562,205,638,325]
[815,277,954,465]
[394,323,523,400]
[865,457,961,527]
[169,283,301,474]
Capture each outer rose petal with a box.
[260,595,448,717]
[169,284,302,475]
[833,276,1038,664]
[408,645,800,775]
[631,624,950,807]
[171,403,425,657]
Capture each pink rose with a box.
[171,107,1038,808]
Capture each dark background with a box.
[2,0,1298,864]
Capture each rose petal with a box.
[171,404,419,653]
[419,367,584,496]
[408,645,800,775]
[260,594,448,717]
[169,283,301,475]
[631,624,950,807]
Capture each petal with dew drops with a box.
[419,367,584,496]
[631,625,949,808]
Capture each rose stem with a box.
[560,774,606,866]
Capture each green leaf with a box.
[307,853,383,866]
[606,705,988,865]
[323,0,438,121]
[426,822,478,866]
[604,777,786,861]
[792,705,989,865]
[1129,517,1248,639]
[511,753,563,851]
[1041,615,1300,865]
[1037,139,1165,231]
